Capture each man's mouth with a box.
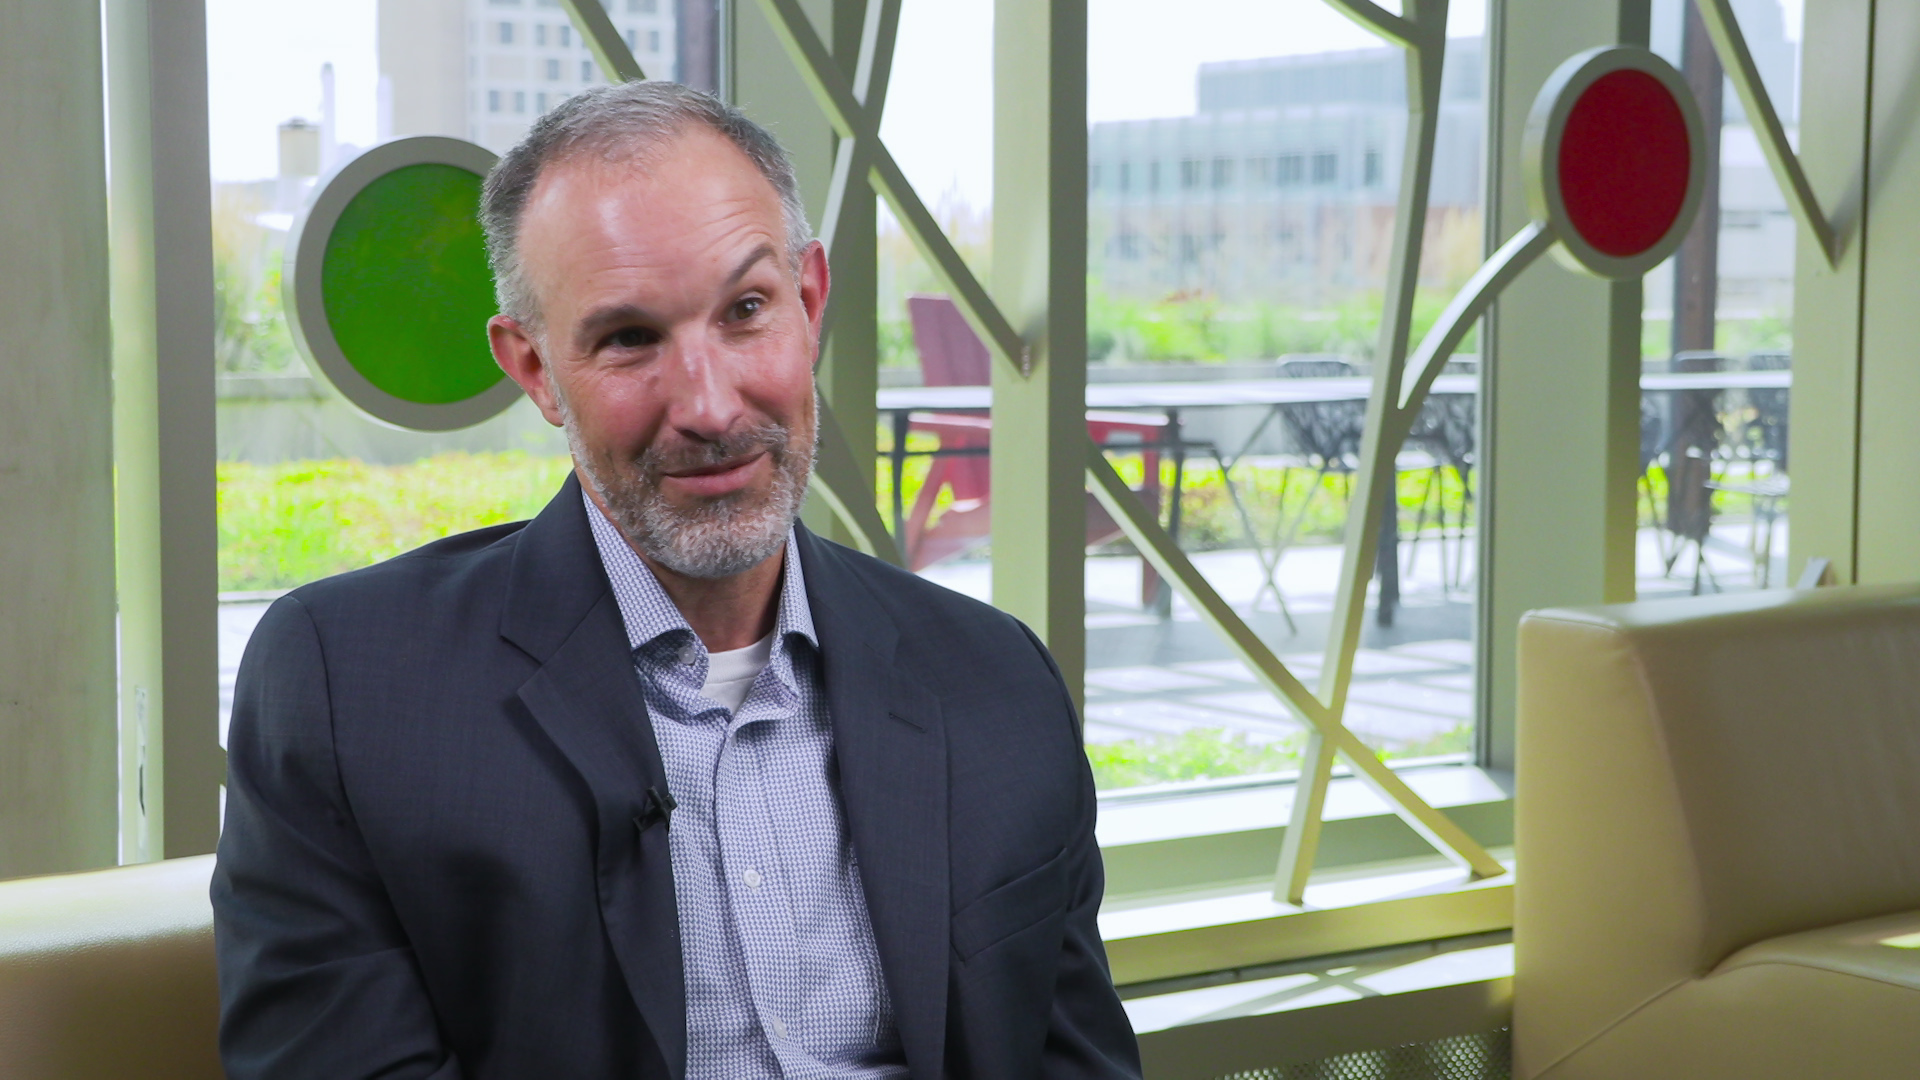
[657,450,770,498]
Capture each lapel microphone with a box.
[632,786,677,838]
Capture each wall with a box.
[0,1,119,877]
[1788,0,1920,588]
[1478,0,1643,771]
[380,0,468,139]
[216,375,566,466]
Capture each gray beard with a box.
[563,393,816,580]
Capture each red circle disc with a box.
[1557,68,1693,258]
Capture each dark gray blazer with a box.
[212,475,1141,1079]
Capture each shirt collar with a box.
[582,488,817,661]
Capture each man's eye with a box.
[730,297,764,322]
[610,327,658,349]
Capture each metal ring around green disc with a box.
[285,136,521,431]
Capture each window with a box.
[536,91,548,112]
[1148,160,1160,191]
[1089,163,1104,191]
[581,59,594,81]
[1364,148,1382,185]
[1636,0,1799,598]
[626,28,638,51]
[630,0,659,10]
[1082,4,1495,936]
[648,29,661,52]
[1119,161,1132,192]
[514,90,526,113]
[535,23,547,46]
[199,0,590,846]
[559,25,571,48]
[546,57,560,80]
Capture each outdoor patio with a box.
[215,518,1789,763]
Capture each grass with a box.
[218,451,1479,790]
[1087,729,1305,790]
[217,452,575,593]
[1084,722,1473,791]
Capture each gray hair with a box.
[479,80,812,333]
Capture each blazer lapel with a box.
[502,476,687,1078]
[798,528,951,1076]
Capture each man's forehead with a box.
[516,128,788,314]
[525,127,780,232]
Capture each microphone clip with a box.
[633,785,677,837]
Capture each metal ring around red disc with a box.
[1524,46,1706,280]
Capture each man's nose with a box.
[661,329,747,441]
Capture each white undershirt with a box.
[701,631,776,714]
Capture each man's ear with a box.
[489,315,566,427]
[798,239,831,362]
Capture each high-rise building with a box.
[379,0,712,155]
[1091,8,1799,314]
[1088,39,1486,305]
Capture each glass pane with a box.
[1637,0,1797,597]
[875,0,995,603]
[207,0,716,739]
[1083,0,1488,793]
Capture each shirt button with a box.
[743,868,762,889]
[770,1016,788,1039]
[677,645,697,666]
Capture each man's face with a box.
[490,127,828,579]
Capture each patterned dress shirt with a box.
[585,494,908,1078]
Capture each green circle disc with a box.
[320,163,501,406]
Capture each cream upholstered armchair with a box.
[1514,584,1920,1078]
[0,855,220,1079]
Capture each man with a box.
[212,80,1141,1079]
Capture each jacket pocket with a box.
[950,845,1071,962]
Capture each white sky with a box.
[205,0,1792,201]
[204,0,1477,185]
[206,0,381,181]
[879,0,1488,211]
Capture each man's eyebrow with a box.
[570,245,781,350]
[573,303,653,350]
[725,244,779,288]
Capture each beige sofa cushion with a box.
[1516,584,1920,1078]
[1536,908,1920,1079]
[1716,908,1920,992]
[0,855,219,1080]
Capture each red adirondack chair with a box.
[903,295,1167,601]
